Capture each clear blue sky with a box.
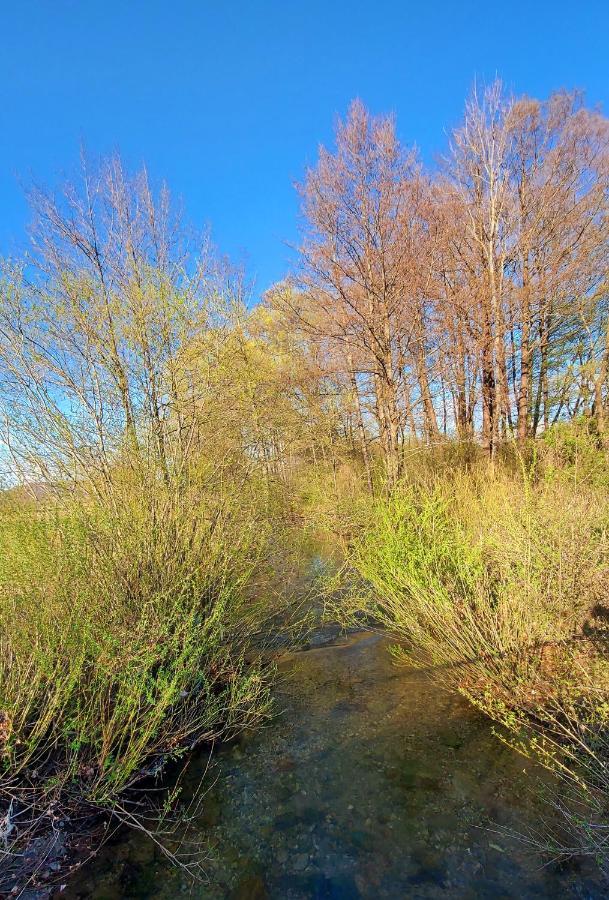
[2,1,608,297]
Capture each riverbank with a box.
[63,631,603,899]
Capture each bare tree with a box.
[0,155,234,493]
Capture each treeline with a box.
[281,81,609,482]
[0,159,357,496]
[1,81,607,492]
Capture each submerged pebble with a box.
[65,632,605,899]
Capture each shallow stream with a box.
[65,630,603,899]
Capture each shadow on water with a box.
[65,631,603,899]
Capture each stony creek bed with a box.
[61,628,605,900]
[58,633,605,900]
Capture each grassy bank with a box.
[336,427,609,872]
[0,476,277,894]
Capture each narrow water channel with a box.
[66,631,602,899]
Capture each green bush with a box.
[0,481,273,889]
[344,470,608,675]
[340,461,609,869]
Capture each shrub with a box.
[342,462,609,870]
[0,481,273,892]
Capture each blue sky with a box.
[2,1,608,297]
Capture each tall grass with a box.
[340,437,609,871]
[346,471,607,676]
[0,476,274,892]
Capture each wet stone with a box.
[197,794,222,827]
[348,830,369,851]
[306,625,342,649]
[229,874,268,900]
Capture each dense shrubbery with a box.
[339,435,609,870]
[0,475,277,891]
[0,161,313,893]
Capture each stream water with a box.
[64,629,604,899]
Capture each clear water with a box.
[65,631,603,899]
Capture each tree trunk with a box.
[347,354,374,495]
[517,256,532,444]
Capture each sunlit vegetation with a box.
[338,430,609,871]
[1,78,609,892]
[0,160,331,891]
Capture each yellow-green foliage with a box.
[0,482,272,819]
[540,417,609,487]
[341,453,609,865]
[346,469,608,683]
